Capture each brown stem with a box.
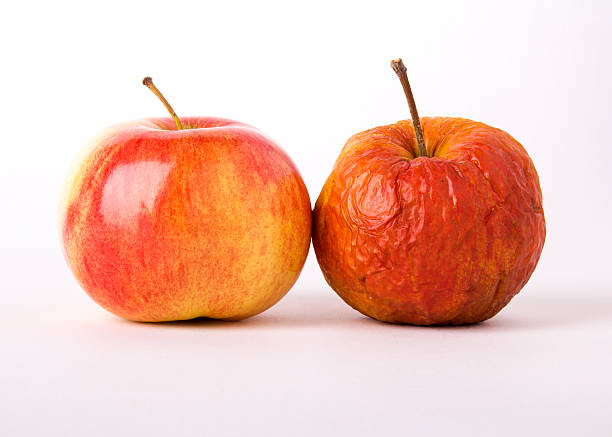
[142,77,183,130]
[390,59,427,157]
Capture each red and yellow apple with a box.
[60,79,311,322]
[312,60,545,325]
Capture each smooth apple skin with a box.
[60,117,311,322]
[313,117,545,325]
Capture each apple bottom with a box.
[66,190,311,322]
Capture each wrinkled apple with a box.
[312,60,545,325]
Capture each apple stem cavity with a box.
[391,59,427,157]
[142,77,184,130]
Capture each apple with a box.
[312,59,545,325]
[59,77,311,322]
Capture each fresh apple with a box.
[312,59,545,325]
[59,77,311,322]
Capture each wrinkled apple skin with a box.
[313,117,545,325]
[60,117,311,322]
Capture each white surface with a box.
[2,251,612,436]
[1,0,612,435]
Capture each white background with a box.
[1,0,611,435]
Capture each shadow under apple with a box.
[111,288,612,331]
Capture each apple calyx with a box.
[142,77,184,130]
[390,59,427,157]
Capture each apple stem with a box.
[390,59,427,157]
[142,77,184,130]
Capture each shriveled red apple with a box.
[313,59,545,325]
